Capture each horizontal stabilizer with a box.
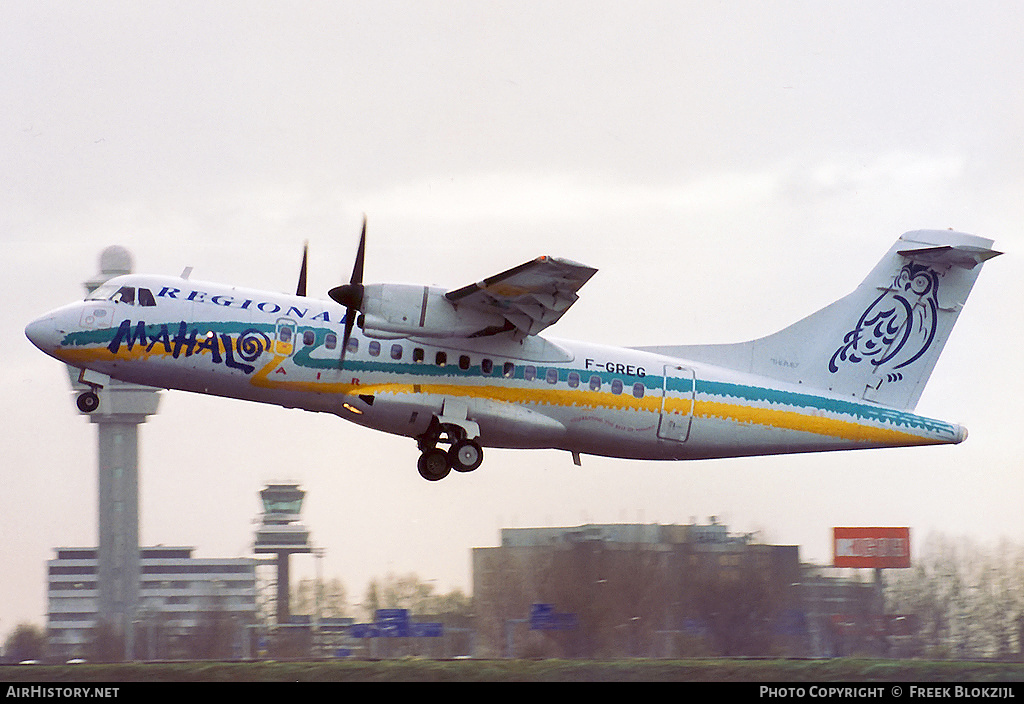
[898,244,1002,270]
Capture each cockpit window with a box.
[86,283,120,301]
[137,288,156,306]
[86,284,157,307]
[110,286,135,304]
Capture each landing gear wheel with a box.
[448,439,483,473]
[77,391,100,413]
[417,448,451,481]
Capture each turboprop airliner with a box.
[25,224,999,481]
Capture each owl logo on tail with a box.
[829,263,939,374]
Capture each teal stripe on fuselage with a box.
[68,319,955,437]
[695,378,957,436]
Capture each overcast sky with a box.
[3,1,1023,636]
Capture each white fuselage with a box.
[25,270,966,462]
[25,273,965,464]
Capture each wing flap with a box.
[446,256,597,338]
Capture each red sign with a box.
[832,527,911,568]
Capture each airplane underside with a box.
[60,349,966,482]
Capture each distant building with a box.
[472,520,803,658]
[797,565,886,657]
[47,546,257,660]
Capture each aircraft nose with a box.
[25,314,62,353]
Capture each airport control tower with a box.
[70,246,162,653]
[254,483,314,624]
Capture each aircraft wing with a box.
[445,256,597,338]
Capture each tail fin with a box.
[641,230,1000,410]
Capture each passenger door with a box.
[658,364,695,442]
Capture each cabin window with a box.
[546,368,559,384]
[524,366,537,381]
[568,371,580,388]
[632,382,645,399]
[413,347,425,363]
[367,340,380,357]
[390,344,403,360]
[611,379,623,395]
[481,358,494,375]
[325,333,337,350]
[503,362,515,378]
[302,330,315,347]
[279,326,292,344]
[459,355,471,371]
[346,337,358,354]
[138,288,157,307]
[435,351,447,366]
[589,375,602,391]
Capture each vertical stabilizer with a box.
[639,230,1000,410]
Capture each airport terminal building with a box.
[47,546,258,660]
[472,521,874,658]
[473,520,800,657]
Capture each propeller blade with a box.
[327,215,369,369]
[351,215,366,285]
[328,216,368,308]
[340,311,356,369]
[296,241,309,297]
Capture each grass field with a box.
[3,658,1024,682]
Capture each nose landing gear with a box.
[74,368,110,414]
[76,391,100,413]
[416,419,484,481]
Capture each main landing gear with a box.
[415,419,484,481]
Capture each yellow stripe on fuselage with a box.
[59,343,940,447]
[696,399,944,446]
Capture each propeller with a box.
[328,215,368,367]
[296,241,309,297]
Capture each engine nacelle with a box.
[358,283,508,339]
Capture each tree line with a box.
[885,534,1024,660]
